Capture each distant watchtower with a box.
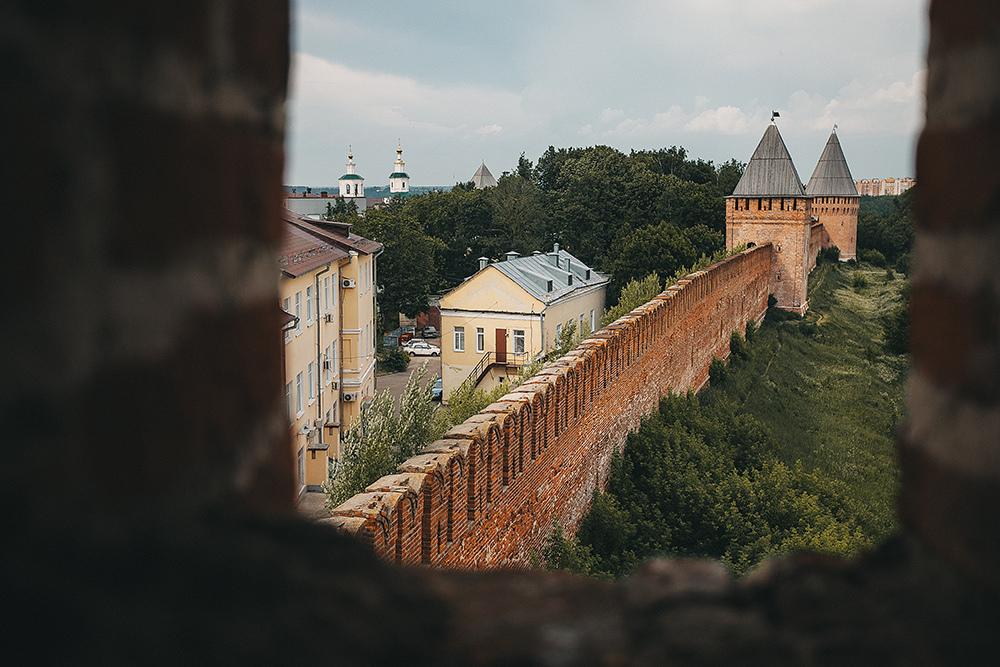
[726,123,813,314]
[806,128,859,260]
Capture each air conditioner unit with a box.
[323,360,333,371]
[324,313,335,323]
[342,278,356,289]
[330,380,339,390]
[313,418,325,428]
[307,429,320,446]
[342,392,358,402]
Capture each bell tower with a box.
[338,147,365,199]
[389,143,410,194]
[726,122,813,314]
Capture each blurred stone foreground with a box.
[1,1,998,664]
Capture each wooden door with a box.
[495,329,506,364]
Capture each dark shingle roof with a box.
[806,131,859,197]
[731,124,807,197]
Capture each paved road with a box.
[376,341,442,410]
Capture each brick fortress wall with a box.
[727,197,813,313]
[813,196,859,260]
[327,246,772,568]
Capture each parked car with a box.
[421,325,439,338]
[402,340,440,356]
[431,378,442,401]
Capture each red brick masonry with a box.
[326,246,772,568]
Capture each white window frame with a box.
[454,326,465,352]
[294,292,302,334]
[283,297,292,344]
[324,345,332,385]
[590,309,595,332]
[285,380,293,421]
[308,362,316,403]
[306,286,314,325]
[513,329,525,355]
[323,276,330,314]
[476,327,485,353]
[295,371,304,417]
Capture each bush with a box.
[860,249,887,267]
[730,330,751,362]
[709,355,728,385]
[745,318,758,343]
[852,272,868,291]
[885,268,895,281]
[377,345,410,373]
[818,245,840,263]
[894,252,911,276]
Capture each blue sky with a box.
[285,0,926,187]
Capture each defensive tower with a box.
[806,128,860,260]
[726,122,814,313]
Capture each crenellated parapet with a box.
[328,245,774,568]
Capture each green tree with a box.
[323,198,360,222]
[324,364,442,508]
[602,273,662,326]
[353,205,445,318]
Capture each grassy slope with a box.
[704,261,909,540]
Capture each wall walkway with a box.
[326,245,772,568]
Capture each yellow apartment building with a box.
[439,245,608,400]
[279,209,382,499]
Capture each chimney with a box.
[505,251,520,262]
[478,257,489,271]
[553,242,560,254]
[565,258,571,274]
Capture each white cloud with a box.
[599,108,624,123]
[684,106,757,135]
[289,52,534,137]
[477,124,503,136]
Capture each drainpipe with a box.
[314,262,332,446]
[337,252,355,449]
[371,247,384,393]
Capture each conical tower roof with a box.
[731,124,807,197]
[806,130,859,196]
[471,162,497,189]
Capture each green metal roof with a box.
[389,172,409,179]
[339,174,363,180]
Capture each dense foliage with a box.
[352,145,743,328]
[546,261,909,579]
[324,364,443,508]
[858,190,914,274]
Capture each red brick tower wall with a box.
[812,195,859,260]
[327,246,772,568]
[726,197,812,313]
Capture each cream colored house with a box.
[279,208,382,499]
[439,244,608,400]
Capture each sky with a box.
[285,0,927,188]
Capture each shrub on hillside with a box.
[852,272,868,291]
[818,246,841,263]
[709,355,728,385]
[860,249,887,267]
